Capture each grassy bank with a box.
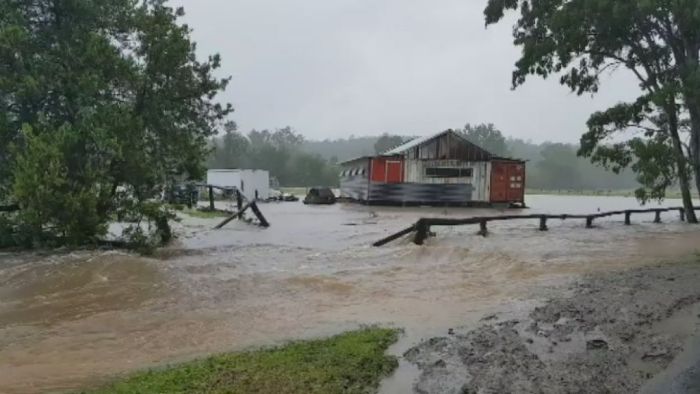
[87,327,399,394]
[181,208,230,219]
[526,189,684,199]
[279,187,309,196]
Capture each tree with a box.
[207,126,340,187]
[462,123,510,156]
[581,93,696,204]
[374,133,405,154]
[208,122,250,169]
[536,144,581,190]
[484,0,698,222]
[0,0,232,246]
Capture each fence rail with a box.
[373,207,698,247]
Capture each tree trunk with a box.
[684,98,700,203]
[676,39,700,209]
[667,104,698,223]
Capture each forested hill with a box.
[301,137,378,163]
[208,125,639,190]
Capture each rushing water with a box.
[1,195,699,393]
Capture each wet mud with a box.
[405,260,700,394]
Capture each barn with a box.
[339,129,525,207]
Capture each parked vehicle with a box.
[303,187,336,205]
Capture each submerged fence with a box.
[373,207,699,247]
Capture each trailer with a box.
[206,169,270,201]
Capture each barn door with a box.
[385,161,403,183]
[507,164,525,202]
[490,162,508,202]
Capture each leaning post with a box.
[625,211,632,225]
[539,215,548,231]
[586,216,594,228]
[654,210,662,223]
[236,190,243,212]
[478,219,488,237]
[414,219,429,245]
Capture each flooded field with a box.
[1,195,699,393]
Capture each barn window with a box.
[425,168,473,178]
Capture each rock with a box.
[481,314,498,321]
[642,349,668,360]
[586,339,609,350]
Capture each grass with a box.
[180,208,230,219]
[526,188,684,199]
[87,327,400,394]
[279,187,308,196]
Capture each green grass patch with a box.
[279,187,308,196]
[525,188,686,199]
[87,327,399,394]
[180,208,230,219]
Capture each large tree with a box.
[374,133,405,154]
[462,123,510,157]
[484,0,699,222]
[0,0,232,246]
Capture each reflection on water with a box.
[0,195,699,393]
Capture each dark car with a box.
[303,187,336,205]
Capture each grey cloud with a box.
[175,0,641,142]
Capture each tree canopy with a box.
[0,0,231,247]
[484,0,700,221]
[462,123,510,157]
[374,134,406,154]
[208,127,339,187]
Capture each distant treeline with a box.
[207,124,339,187]
[209,123,640,191]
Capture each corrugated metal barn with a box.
[339,129,526,207]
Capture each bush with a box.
[12,125,109,246]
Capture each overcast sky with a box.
[174,0,641,143]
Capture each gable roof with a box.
[381,129,493,157]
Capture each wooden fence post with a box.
[654,210,662,223]
[209,186,215,211]
[414,219,429,245]
[679,208,686,222]
[539,216,548,231]
[586,216,594,228]
[236,190,243,212]
[478,220,488,237]
[625,211,631,225]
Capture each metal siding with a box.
[385,160,403,183]
[370,158,386,182]
[490,161,525,203]
[368,183,473,203]
[339,158,370,200]
[402,160,490,202]
[340,175,369,200]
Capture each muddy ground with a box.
[405,259,700,394]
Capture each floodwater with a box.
[1,195,699,393]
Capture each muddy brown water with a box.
[1,195,699,393]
